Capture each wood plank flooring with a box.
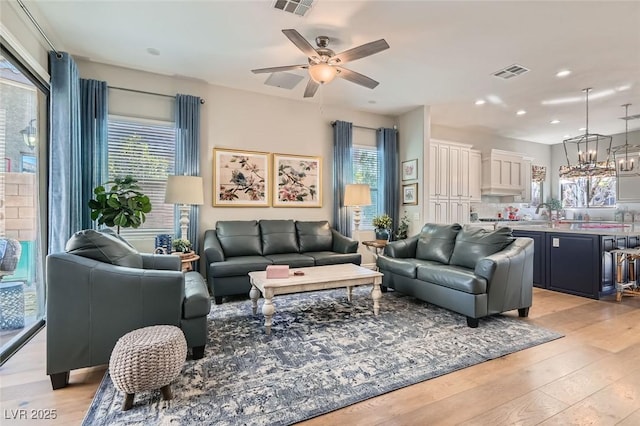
[1,288,639,425]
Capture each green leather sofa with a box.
[203,220,361,304]
[46,229,211,390]
[377,223,534,327]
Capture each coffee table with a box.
[248,264,383,335]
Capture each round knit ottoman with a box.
[109,325,187,411]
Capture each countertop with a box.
[469,220,640,236]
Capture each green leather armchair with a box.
[45,230,211,390]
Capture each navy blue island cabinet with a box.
[512,229,638,299]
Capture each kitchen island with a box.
[505,224,639,299]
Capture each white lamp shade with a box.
[344,184,372,207]
[165,175,204,205]
[308,63,338,84]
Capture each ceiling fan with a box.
[252,29,390,98]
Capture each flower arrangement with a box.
[172,238,192,253]
[372,214,392,230]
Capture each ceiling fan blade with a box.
[282,29,319,59]
[331,39,390,65]
[251,64,308,74]
[303,79,320,98]
[336,67,379,89]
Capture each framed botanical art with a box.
[401,159,418,181]
[272,153,322,207]
[213,148,271,207]
[402,183,418,205]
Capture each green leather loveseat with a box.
[377,223,534,327]
[203,220,361,304]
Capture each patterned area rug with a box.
[83,287,562,425]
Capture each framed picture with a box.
[213,148,271,207]
[272,153,322,207]
[402,183,418,205]
[402,159,418,181]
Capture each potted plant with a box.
[172,238,192,254]
[88,176,152,234]
[395,211,409,240]
[372,214,393,242]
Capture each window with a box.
[352,145,379,229]
[560,175,616,208]
[108,117,175,234]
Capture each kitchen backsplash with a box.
[472,202,640,221]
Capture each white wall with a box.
[76,59,396,253]
[398,106,430,236]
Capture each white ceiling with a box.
[24,0,640,145]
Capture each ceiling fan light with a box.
[308,63,337,84]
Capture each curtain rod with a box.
[108,86,206,104]
[17,0,60,57]
[330,121,397,132]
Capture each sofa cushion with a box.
[303,251,361,266]
[65,229,142,268]
[183,271,211,319]
[377,256,440,278]
[415,223,462,264]
[260,220,299,255]
[296,221,333,252]
[264,253,315,268]
[449,226,515,270]
[209,256,272,278]
[216,221,262,257]
[416,264,487,294]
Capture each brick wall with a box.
[0,172,36,241]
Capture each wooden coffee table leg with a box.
[262,296,275,335]
[249,284,260,315]
[346,286,353,302]
[371,278,382,316]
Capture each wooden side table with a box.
[362,240,388,264]
[173,251,200,272]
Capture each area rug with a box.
[83,287,562,425]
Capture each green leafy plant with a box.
[395,211,409,240]
[172,238,192,253]
[88,176,152,234]
[372,214,392,230]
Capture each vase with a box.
[375,229,390,242]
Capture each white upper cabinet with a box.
[469,150,482,202]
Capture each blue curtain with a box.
[332,121,353,237]
[174,94,202,254]
[79,79,108,229]
[48,52,82,254]
[377,128,399,240]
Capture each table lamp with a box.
[165,175,204,240]
[344,184,372,231]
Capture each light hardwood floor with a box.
[1,288,639,425]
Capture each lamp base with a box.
[353,207,362,231]
[179,204,190,241]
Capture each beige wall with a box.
[76,60,396,252]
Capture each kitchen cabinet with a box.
[512,230,546,288]
[469,150,482,202]
[428,140,478,224]
[520,157,532,202]
[617,175,640,202]
[481,149,527,196]
[547,232,600,299]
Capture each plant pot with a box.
[375,229,390,243]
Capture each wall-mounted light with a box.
[20,119,37,150]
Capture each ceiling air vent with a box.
[264,72,304,90]
[273,0,314,17]
[492,64,530,80]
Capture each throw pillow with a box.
[65,229,143,268]
[415,223,462,264]
[449,226,514,270]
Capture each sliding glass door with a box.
[0,51,46,363]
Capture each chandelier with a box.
[560,88,614,178]
[610,103,640,174]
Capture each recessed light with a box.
[578,127,586,131]
[368,100,377,104]
[563,134,571,138]
[146,47,160,56]
[556,69,571,78]
[516,110,527,115]
[475,99,486,105]
[550,119,560,124]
